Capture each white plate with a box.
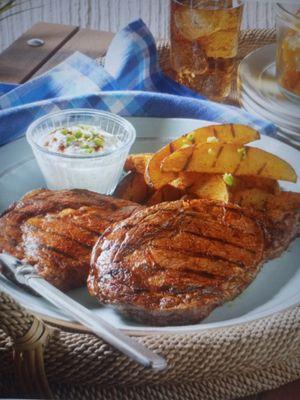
[240,89,300,135]
[241,97,300,149]
[238,44,300,127]
[0,117,299,335]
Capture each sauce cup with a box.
[26,109,136,194]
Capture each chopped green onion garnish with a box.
[186,133,195,143]
[75,131,83,139]
[86,148,94,154]
[223,173,234,187]
[66,135,75,145]
[93,137,104,147]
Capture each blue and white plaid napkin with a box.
[0,19,275,146]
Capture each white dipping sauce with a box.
[33,124,127,194]
[43,124,120,155]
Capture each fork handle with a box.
[0,252,166,370]
[26,276,166,370]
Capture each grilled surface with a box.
[88,199,266,325]
[0,189,140,291]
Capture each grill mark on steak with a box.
[24,223,94,250]
[31,243,82,261]
[101,221,256,265]
[183,228,256,254]
[149,245,247,269]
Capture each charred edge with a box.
[212,127,218,137]
[182,150,194,171]
[230,124,236,138]
[257,162,267,176]
[233,162,241,175]
[169,142,175,153]
[212,146,224,168]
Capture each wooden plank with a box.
[0,22,79,84]
[33,28,114,77]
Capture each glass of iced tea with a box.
[170,0,244,101]
[276,3,300,101]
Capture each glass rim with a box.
[276,3,300,20]
[26,109,136,160]
[171,0,244,8]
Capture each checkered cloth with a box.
[0,19,275,146]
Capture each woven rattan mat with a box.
[1,29,299,400]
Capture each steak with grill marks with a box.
[88,199,267,325]
[0,189,141,291]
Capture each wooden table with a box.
[0,22,299,400]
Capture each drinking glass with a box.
[276,3,300,101]
[170,0,244,101]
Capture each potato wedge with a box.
[184,124,260,145]
[170,172,200,190]
[146,124,260,189]
[146,185,183,206]
[188,174,229,202]
[124,153,153,174]
[114,172,152,204]
[161,143,297,183]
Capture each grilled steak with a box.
[260,191,300,260]
[88,199,267,325]
[0,189,140,291]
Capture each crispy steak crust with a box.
[88,199,266,326]
[0,189,141,291]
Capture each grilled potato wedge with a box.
[146,185,184,206]
[170,172,200,190]
[161,143,297,183]
[114,172,152,203]
[146,124,260,189]
[188,174,229,202]
[124,153,153,174]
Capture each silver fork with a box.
[0,252,167,370]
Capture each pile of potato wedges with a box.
[114,124,298,211]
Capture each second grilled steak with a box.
[0,189,141,291]
[88,199,266,325]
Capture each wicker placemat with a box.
[1,29,299,400]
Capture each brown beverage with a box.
[276,5,300,100]
[170,0,243,101]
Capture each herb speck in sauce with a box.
[43,124,119,156]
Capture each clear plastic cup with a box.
[26,109,136,194]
